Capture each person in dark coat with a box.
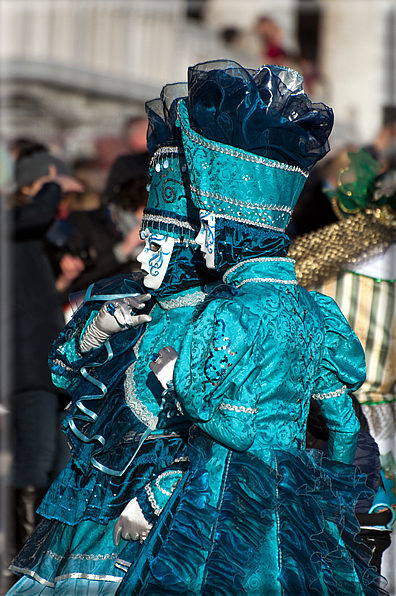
[10,145,82,551]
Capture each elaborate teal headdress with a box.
[141,83,200,243]
[178,60,334,232]
[178,99,307,232]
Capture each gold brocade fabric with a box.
[289,207,396,289]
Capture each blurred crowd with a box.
[1,114,150,568]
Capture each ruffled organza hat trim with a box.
[187,60,333,171]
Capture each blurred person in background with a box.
[288,144,357,237]
[49,154,147,307]
[256,15,294,68]
[9,142,82,553]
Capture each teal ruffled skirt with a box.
[8,432,386,595]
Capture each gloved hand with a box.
[80,295,152,352]
[113,497,153,545]
[149,346,179,389]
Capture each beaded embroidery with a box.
[191,186,293,216]
[312,386,347,400]
[236,278,299,288]
[145,484,161,516]
[215,212,285,233]
[149,145,184,169]
[219,403,258,414]
[155,470,182,496]
[141,213,198,234]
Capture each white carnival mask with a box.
[195,211,216,269]
[137,229,175,289]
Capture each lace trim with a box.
[145,483,161,516]
[222,257,295,283]
[191,186,293,215]
[149,145,184,168]
[236,277,299,288]
[173,456,189,463]
[155,470,182,496]
[157,290,206,310]
[219,403,258,414]
[215,212,285,233]
[312,385,347,400]
[53,358,73,372]
[178,101,309,177]
[141,213,199,233]
[124,335,158,429]
[47,550,119,562]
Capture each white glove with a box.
[113,497,152,545]
[80,295,152,352]
[149,346,179,389]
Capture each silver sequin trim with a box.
[157,290,206,310]
[124,334,158,430]
[236,277,299,288]
[178,102,308,177]
[145,483,161,516]
[222,257,295,283]
[141,213,198,233]
[47,550,119,562]
[312,386,347,400]
[219,403,258,414]
[155,470,182,496]
[214,212,285,233]
[174,456,189,463]
[149,145,184,169]
[191,186,294,215]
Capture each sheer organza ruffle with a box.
[187,60,333,171]
[116,429,385,595]
[146,82,187,155]
[276,449,385,595]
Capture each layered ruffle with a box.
[38,435,188,526]
[187,60,333,171]
[116,433,386,595]
[276,449,385,595]
[145,82,187,154]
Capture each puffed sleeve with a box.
[310,292,366,464]
[173,298,262,450]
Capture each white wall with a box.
[320,0,387,144]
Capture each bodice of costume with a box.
[174,258,365,466]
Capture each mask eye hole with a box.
[150,242,161,252]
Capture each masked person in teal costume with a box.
[119,61,387,596]
[6,83,221,596]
